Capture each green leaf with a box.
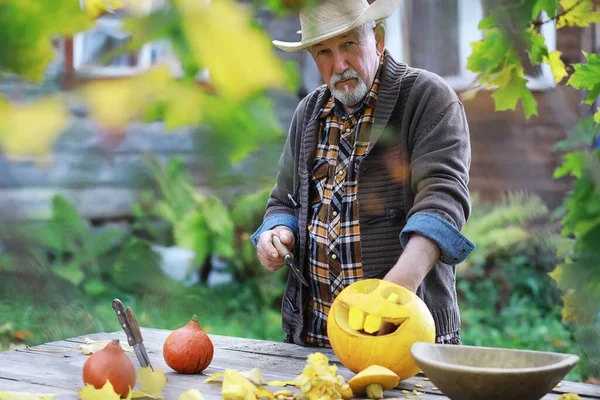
[52,264,85,286]
[533,0,558,18]
[84,280,106,296]
[491,74,538,118]
[523,28,548,65]
[554,151,586,179]
[174,211,210,265]
[567,52,600,104]
[467,29,511,75]
[595,109,600,124]
[553,116,597,151]
[0,0,93,82]
[88,229,127,256]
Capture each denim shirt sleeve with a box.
[250,214,299,247]
[399,211,475,264]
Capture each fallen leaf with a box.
[242,368,267,385]
[206,368,267,385]
[132,367,168,399]
[266,381,297,387]
[78,381,133,400]
[79,337,133,355]
[219,369,274,400]
[0,392,60,400]
[178,389,205,400]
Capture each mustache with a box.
[330,69,361,87]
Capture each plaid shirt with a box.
[303,56,385,346]
[303,54,462,347]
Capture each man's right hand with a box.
[257,226,296,272]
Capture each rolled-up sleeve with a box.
[250,214,298,247]
[400,211,474,264]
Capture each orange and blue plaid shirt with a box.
[303,54,462,347]
[303,55,384,347]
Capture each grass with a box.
[0,271,288,351]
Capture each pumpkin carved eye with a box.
[327,279,436,382]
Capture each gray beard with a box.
[330,69,369,107]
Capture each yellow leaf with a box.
[242,368,267,385]
[267,381,297,387]
[178,389,206,400]
[79,337,133,355]
[134,367,168,399]
[545,51,568,83]
[176,0,291,99]
[594,108,600,124]
[78,381,132,400]
[204,372,225,383]
[557,0,600,28]
[82,0,126,18]
[0,392,60,400]
[82,67,172,131]
[0,97,69,158]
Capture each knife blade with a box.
[272,235,309,287]
[126,306,153,370]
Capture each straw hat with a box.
[272,0,400,52]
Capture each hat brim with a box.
[272,0,400,52]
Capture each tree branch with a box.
[533,0,600,27]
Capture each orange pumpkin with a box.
[163,314,214,374]
[82,339,136,397]
[327,279,436,382]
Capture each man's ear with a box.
[374,23,385,55]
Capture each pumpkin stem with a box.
[191,314,199,323]
[110,339,120,346]
[365,383,383,399]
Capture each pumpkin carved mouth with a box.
[334,280,411,336]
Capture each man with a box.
[251,0,474,347]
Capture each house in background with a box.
[0,0,597,221]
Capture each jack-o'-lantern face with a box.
[327,279,436,381]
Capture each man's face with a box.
[309,24,384,108]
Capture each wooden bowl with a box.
[410,342,579,400]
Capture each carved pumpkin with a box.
[163,314,214,374]
[82,339,136,397]
[327,279,436,381]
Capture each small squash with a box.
[163,314,214,374]
[327,279,436,382]
[82,339,136,397]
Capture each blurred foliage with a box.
[466,0,600,379]
[0,0,297,163]
[458,203,583,380]
[461,191,551,270]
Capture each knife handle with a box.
[112,299,136,346]
[272,235,293,261]
[126,306,144,345]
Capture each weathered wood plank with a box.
[2,329,599,400]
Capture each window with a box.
[73,0,191,78]
[384,0,557,91]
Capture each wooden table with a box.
[1,328,599,399]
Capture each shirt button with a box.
[332,211,338,217]
[331,254,337,260]
[345,128,352,133]
[337,170,344,176]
